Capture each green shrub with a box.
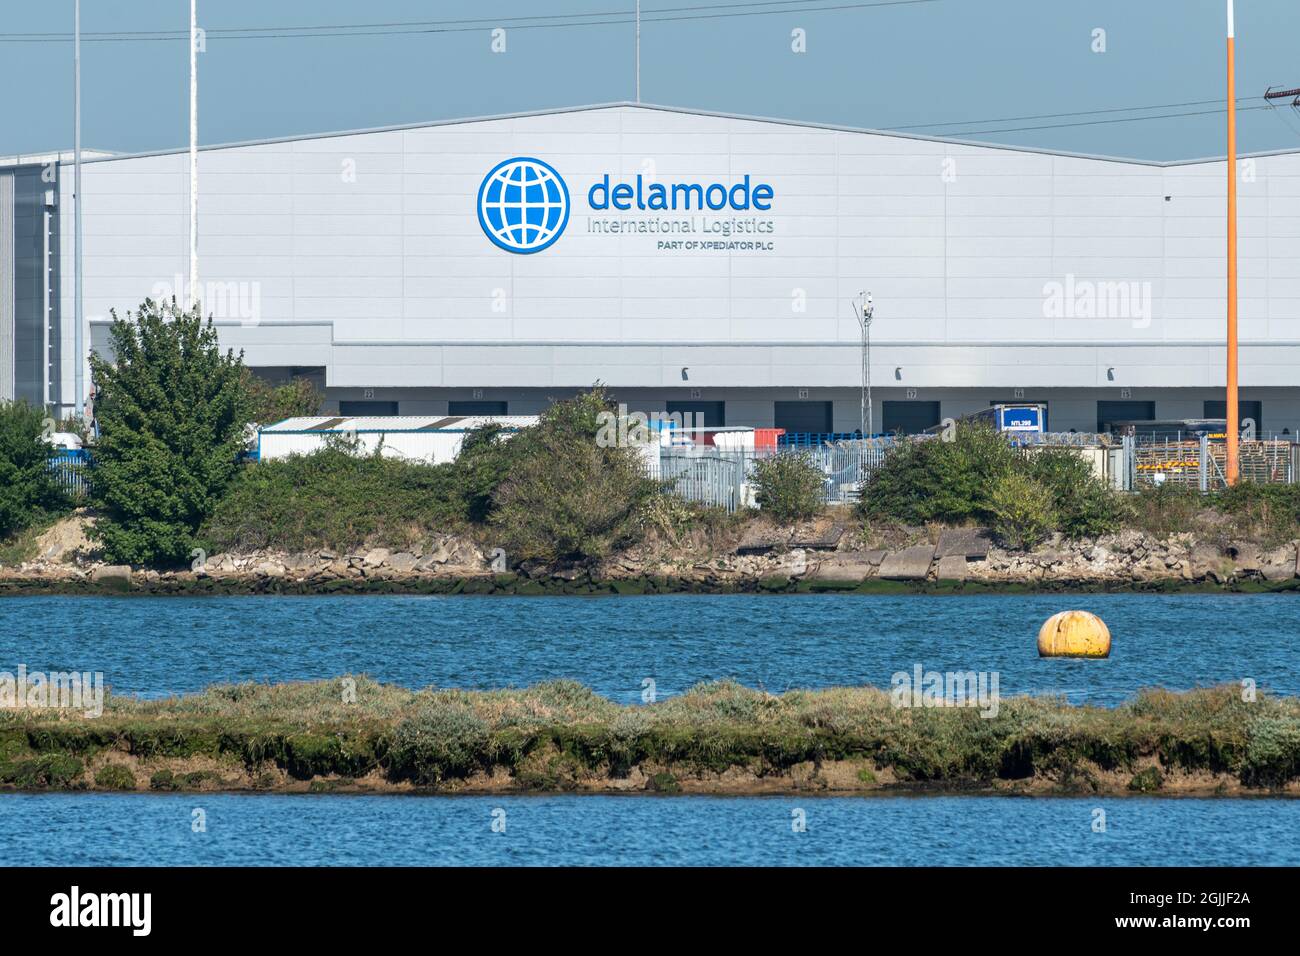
[988,471,1056,549]
[149,769,179,791]
[637,492,717,543]
[0,754,83,788]
[488,389,658,562]
[89,299,250,565]
[1127,766,1164,792]
[1212,482,1300,546]
[750,452,825,523]
[1023,446,1129,538]
[0,400,67,540]
[859,424,1017,525]
[490,433,655,562]
[94,764,136,791]
[203,443,460,553]
[243,373,322,426]
[450,424,516,524]
[860,424,1127,543]
[1130,482,1206,539]
[1242,714,1300,786]
[203,387,660,560]
[388,702,490,785]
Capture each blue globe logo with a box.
[477,157,570,254]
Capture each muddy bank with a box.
[3,679,1298,797]
[0,748,1274,798]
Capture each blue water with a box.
[4,593,1299,866]
[0,593,1296,704]
[4,793,1297,866]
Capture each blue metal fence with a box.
[778,431,869,447]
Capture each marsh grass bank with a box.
[3,679,1298,797]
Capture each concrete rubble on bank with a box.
[3,518,1299,592]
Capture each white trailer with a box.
[256,415,539,464]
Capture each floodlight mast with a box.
[856,292,875,438]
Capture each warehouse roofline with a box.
[0,148,117,168]
[86,316,1300,350]
[48,101,1300,170]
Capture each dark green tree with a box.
[89,298,250,565]
[0,400,66,539]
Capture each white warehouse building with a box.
[4,102,1300,436]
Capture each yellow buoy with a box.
[1038,610,1111,658]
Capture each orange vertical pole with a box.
[1226,0,1240,485]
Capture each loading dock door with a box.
[882,401,941,435]
[1204,400,1262,434]
[339,400,399,416]
[449,400,508,416]
[774,401,833,435]
[1097,400,1155,433]
[666,401,725,427]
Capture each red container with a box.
[754,428,785,451]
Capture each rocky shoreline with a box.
[4,522,1300,596]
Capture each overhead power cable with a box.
[0,0,944,42]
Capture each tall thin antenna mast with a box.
[635,0,641,103]
[73,0,83,417]
[189,0,199,311]
[1225,0,1239,484]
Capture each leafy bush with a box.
[89,299,250,565]
[1242,714,1300,786]
[637,492,703,542]
[449,424,516,524]
[0,400,67,540]
[1212,482,1300,546]
[859,424,1017,525]
[859,424,1126,543]
[202,443,460,553]
[987,472,1056,550]
[490,429,655,562]
[1023,446,1129,538]
[750,452,825,523]
[1129,482,1206,540]
[388,702,491,784]
[94,764,137,791]
[243,373,322,426]
[205,387,659,561]
[486,389,659,562]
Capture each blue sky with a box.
[2,0,1299,161]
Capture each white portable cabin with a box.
[256,415,539,464]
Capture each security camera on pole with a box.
[855,291,875,438]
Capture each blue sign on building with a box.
[999,405,1043,432]
[477,157,571,254]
